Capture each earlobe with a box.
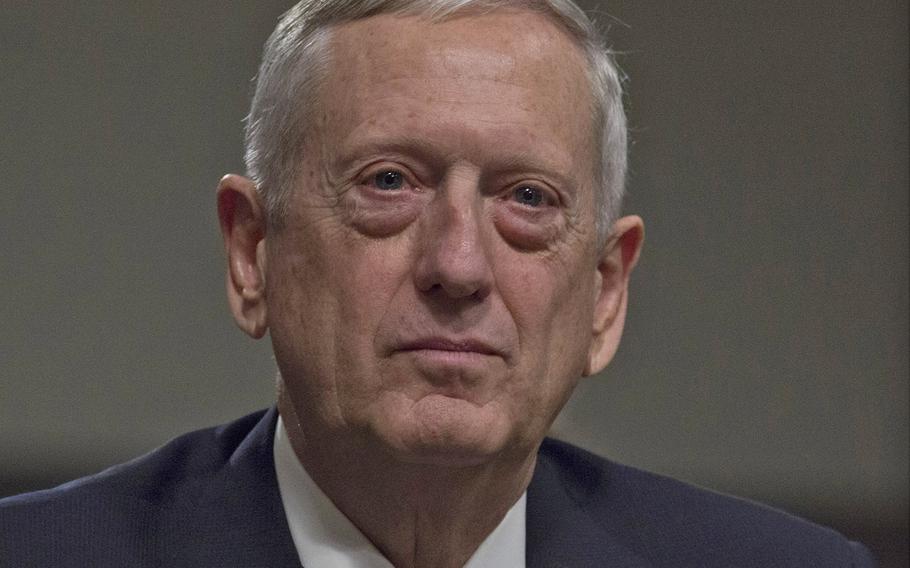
[217,174,269,339]
[583,215,644,376]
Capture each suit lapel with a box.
[179,407,302,567]
[526,442,653,568]
[167,413,652,567]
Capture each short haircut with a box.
[244,0,627,239]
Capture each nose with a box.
[413,180,493,301]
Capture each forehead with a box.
[314,9,596,177]
[330,8,586,74]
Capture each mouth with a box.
[396,337,501,357]
[390,337,507,391]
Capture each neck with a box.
[278,397,535,568]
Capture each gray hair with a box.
[244,0,627,239]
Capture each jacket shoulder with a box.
[532,438,876,567]
[1,409,267,507]
[0,409,272,566]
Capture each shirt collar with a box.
[274,415,526,567]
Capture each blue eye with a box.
[374,170,404,191]
[513,185,544,207]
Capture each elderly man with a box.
[0,1,875,567]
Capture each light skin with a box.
[218,9,643,568]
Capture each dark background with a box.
[1,2,906,566]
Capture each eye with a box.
[373,169,405,191]
[512,185,545,207]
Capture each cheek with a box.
[497,251,596,377]
[334,257,410,367]
[265,244,335,378]
[267,233,416,421]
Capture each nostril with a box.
[415,257,492,300]
[441,279,482,300]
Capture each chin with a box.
[376,394,527,468]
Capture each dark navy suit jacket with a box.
[0,408,876,567]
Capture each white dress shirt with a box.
[274,416,526,568]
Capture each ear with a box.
[583,215,644,376]
[217,174,268,339]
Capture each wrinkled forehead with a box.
[325,9,591,94]
[313,9,597,174]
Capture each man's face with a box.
[266,10,606,465]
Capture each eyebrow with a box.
[334,135,446,173]
[488,152,580,192]
[332,131,583,195]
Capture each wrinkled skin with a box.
[218,9,642,567]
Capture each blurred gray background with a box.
[1,1,907,565]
